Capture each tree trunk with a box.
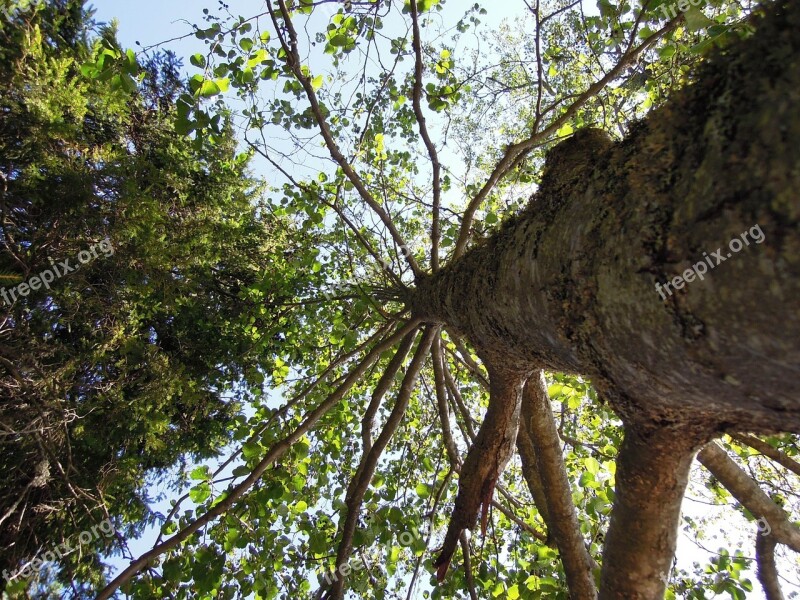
[599,425,700,598]
[413,0,800,434]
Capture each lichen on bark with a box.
[412,0,800,434]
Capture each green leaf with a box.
[189,482,212,503]
[199,79,221,98]
[242,441,262,459]
[190,465,211,480]
[190,53,206,68]
[684,7,715,31]
[556,122,574,137]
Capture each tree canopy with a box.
[0,0,798,599]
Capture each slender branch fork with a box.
[452,14,680,258]
[408,0,443,272]
[267,0,423,279]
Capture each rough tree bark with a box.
[410,0,799,596]
[413,0,800,433]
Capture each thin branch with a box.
[96,320,421,600]
[268,0,423,278]
[523,371,596,598]
[460,531,479,600]
[452,17,680,258]
[361,331,416,456]
[327,327,436,599]
[756,532,785,600]
[730,433,800,478]
[697,442,800,553]
[360,329,418,454]
[442,357,478,440]
[409,0,443,271]
[490,499,547,542]
[406,469,453,600]
[432,337,460,467]
[446,331,489,389]
[245,138,404,289]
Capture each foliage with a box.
[0,1,308,595]
[1,0,798,599]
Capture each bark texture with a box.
[599,426,701,598]
[413,0,800,434]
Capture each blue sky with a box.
[90,0,260,57]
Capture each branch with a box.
[730,433,800,478]
[245,138,405,289]
[96,320,421,599]
[441,358,478,440]
[434,360,529,580]
[697,442,800,553]
[452,17,679,258]
[409,0,442,271]
[600,425,701,599]
[406,469,453,600]
[268,0,423,278]
[328,328,436,599]
[489,498,547,542]
[361,330,418,454]
[515,392,551,529]
[432,337,461,467]
[756,532,785,600]
[460,531,479,600]
[522,371,596,598]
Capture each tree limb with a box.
[432,337,461,467]
[730,433,800,478]
[361,330,418,454]
[697,441,800,553]
[452,17,679,258]
[756,532,785,600]
[600,425,702,599]
[523,371,596,599]
[460,531,479,600]
[328,327,436,599]
[433,360,530,580]
[268,0,422,278]
[409,0,442,271]
[516,404,552,531]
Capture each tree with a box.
[5,0,799,598]
[0,2,310,595]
